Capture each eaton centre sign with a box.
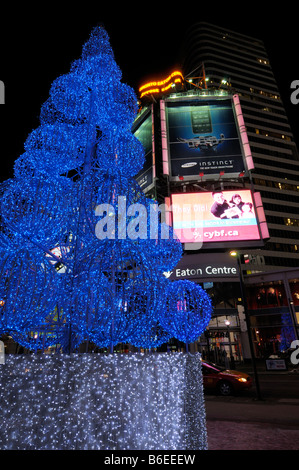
[166,252,238,281]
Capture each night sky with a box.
[1,5,298,183]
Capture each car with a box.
[201,360,253,396]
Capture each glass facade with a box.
[193,281,243,365]
[245,270,299,360]
[194,273,299,363]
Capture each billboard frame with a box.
[132,104,156,193]
[170,189,269,251]
[162,92,253,182]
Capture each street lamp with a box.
[230,250,263,400]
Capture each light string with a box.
[0,353,207,450]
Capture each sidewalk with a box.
[205,396,299,450]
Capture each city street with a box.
[204,368,299,450]
[252,372,299,400]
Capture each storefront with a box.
[245,268,299,360]
[168,254,299,365]
[168,252,245,366]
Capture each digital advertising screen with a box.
[133,107,155,193]
[165,96,246,180]
[171,189,261,245]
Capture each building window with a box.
[284,218,299,227]
[249,87,280,100]
[253,127,291,141]
[257,58,270,65]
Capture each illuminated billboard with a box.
[164,95,251,181]
[133,106,155,193]
[171,190,262,245]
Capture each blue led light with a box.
[160,280,213,344]
[0,26,212,352]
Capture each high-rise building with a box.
[180,22,299,272]
[134,23,299,362]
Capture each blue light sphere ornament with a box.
[0,244,61,333]
[159,280,213,345]
[23,122,88,175]
[143,222,183,274]
[0,175,72,247]
[96,129,145,177]
[68,239,165,349]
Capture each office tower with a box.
[135,25,299,360]
[180,22,299,271]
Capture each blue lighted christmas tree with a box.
[0,26,212,352]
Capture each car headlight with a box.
[237,377,247,383]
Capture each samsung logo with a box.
[181,162,197,168]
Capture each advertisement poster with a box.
[171,189,260,244]
[133,108,154,192]
[165,96,245,180]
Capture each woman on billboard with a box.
[210,192,241,219]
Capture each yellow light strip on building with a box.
[140,88,160,98]
[139,71,183,97]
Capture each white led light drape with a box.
[0,353,207,450]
